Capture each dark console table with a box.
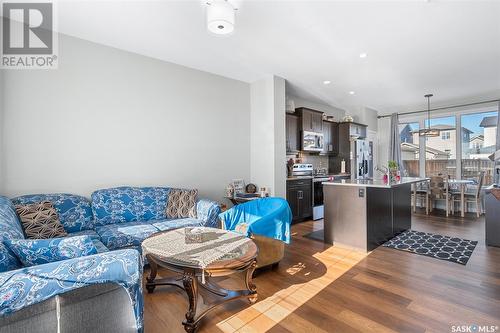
[485,185,500,247]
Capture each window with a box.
[425,116,456,178]
[398,108,498,184]
[399,122,419,177]
[461,111,498,186]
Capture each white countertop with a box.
[322,177,429,188]
[287,173,351,181]
[286,176,313,180]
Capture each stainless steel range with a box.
[313,176,329,220]
[313,171,351,220]
[289,164,349,221]
[291,163,313,177]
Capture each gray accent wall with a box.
[1,34,251,200]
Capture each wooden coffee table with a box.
[142,227,258,333]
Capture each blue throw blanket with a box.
[0,249,143,332]
[219,197,292,244]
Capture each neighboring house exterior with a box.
[469,135,484,152]
[469,115,498,159]
[479,115,497,148]
[401,142,419,160]
[401,142,449,160]
[411,125,472,159]
[399,124,414,143]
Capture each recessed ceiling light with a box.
[323,80,331,85]
[359,53,367,58]
[206,0,237,35]
[349,91,355,95]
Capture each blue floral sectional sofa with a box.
[89,187,220,251]
[0,186,221,333]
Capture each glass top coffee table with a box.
[142,227,258,333]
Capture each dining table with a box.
[411,178,475,217]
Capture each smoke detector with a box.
[206,0,237,35]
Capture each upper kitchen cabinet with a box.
[311,111,323,132]
[286,113,300,153]
[296,108,323,133]
[339,122,367,139]
[322,121,338,155]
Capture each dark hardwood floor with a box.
[144,211,500,333]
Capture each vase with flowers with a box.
[388,160,399,183]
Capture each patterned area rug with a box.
[383,230,477,265]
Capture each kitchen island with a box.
[323,177,427,252]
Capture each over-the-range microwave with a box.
[302,131,324,152]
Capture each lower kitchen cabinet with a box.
[286,179,312,222]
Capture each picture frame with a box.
[232,179,245,194]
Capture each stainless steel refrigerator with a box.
[351,139,373,180]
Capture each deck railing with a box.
[402,159,494,185]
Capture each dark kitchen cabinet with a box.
[301,110,312,132]
[286,114,300,153]
[311,112,323,132]
[366,184,412,250]
[287,187,300,218]
[296,108,323,133]
[331,122,339,154]
[286,179,312,222]
[366,187,394,250]
[339,122,367,139]
[322,121,338,155]
[331,122,367,174]
[338,122,351,159]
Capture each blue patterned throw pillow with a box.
[5,236,98,267]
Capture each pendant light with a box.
[419,94,440,137]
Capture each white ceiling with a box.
[55,0,500,114]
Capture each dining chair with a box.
[413,181,430,215]
[452,171,485,218]
[429,176,453,217]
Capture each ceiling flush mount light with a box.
[419,93,440,137]
[349,91,355,95]
[206,0,237,35]
[359,53,367,58]
[323,80,331,85]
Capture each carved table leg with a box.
[245,260,258,304]
[146,255,158,293]
[182,268,199,333]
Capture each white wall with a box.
[288,96,379,132]
[349,107,379,131]
[250,77,275,196]
[250,75,286,198]
[287,95,345,120]
[273,77,286,198]
[2,34,251,200]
